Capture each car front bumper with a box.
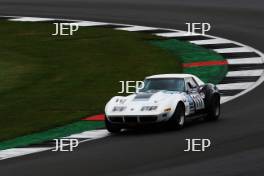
[106,113,170,124]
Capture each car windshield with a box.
[140,78,185,92]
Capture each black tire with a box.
[170,103,185,129]
[105,118,122,133]
[204,95,220,121]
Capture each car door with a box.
[185,77,205,112]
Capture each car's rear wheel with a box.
[170,103,185,129]
[204,95,220,121]
[105,118,122,133]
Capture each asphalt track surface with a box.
[0,0,264,175]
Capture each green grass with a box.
[0,21,182,142]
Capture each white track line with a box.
[226,70,264,77]
[220,96,233,103]
[70,21,108,27]
[116,26,157,31]
[155,32,198,37]
[64,129,109,139]
[227,57,263,64]
[0,147,51,160]
[9,17,55,22]
[190,38,230,45]
[214,47,252,53]
[217,82,254,90]
[0,130,109,161]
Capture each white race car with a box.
[105,74,220,133]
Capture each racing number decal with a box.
[187,95,195,114]
[190,94,204,110]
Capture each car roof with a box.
[146,74,194,79]
[145,74,205,85]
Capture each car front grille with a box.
[124,116,138,123]
[109,116,123,123]
[109,115,158,123]
[139,116,157,123]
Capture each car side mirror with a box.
[187,82,198,90]
[199,85,205,92]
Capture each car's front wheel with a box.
[105,118,122,133]
[170,103,185,129]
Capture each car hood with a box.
[105,90,184,115]
[131,91,178,103]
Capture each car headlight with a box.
[164,108,172,112]
[112,106,126,112]
[141,106,158,111]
